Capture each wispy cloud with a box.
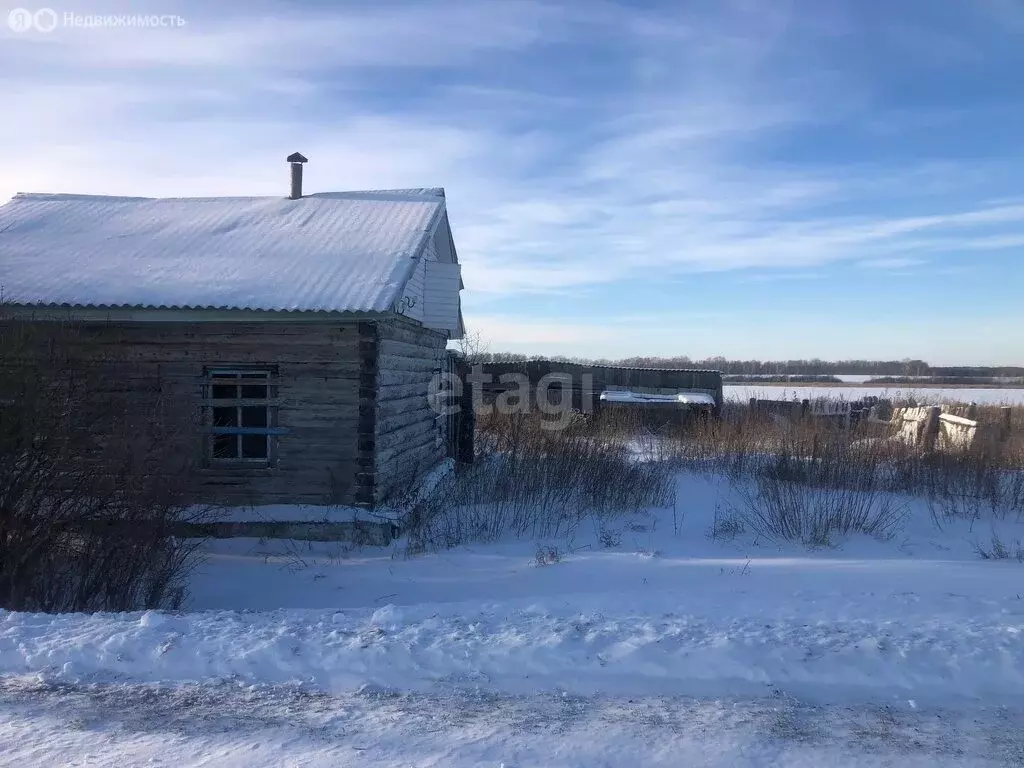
[741,272,826,283]
[856,257,925,269]
[2,0,1023,361]
[3,1,562,68]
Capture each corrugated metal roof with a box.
[0,190,447,313]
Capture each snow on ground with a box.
[2,473,1024,765]
[724,384,1024,404]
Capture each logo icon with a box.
[7,7,33,32]
[7,7,58,33]
[33,7,57,32]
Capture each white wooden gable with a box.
[398,211,463,337]
[423,261,462,333]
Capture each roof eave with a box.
[0,304,398,323]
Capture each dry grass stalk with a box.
[0,315,212,612]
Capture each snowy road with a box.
[2,473,1023,765]
[2,678,1022,767]
[2,587,1024,766]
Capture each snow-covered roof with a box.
[0,189,448,313]
[600,390,717,406]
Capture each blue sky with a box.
[2,0,1023,364]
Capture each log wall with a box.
[374,317,450,503]
[3,320,365,506]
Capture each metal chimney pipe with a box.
[286,152,308,199]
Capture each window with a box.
[204,369,278,463]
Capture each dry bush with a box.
[661,398,1023,541]
[677,400,1019,481]
[721,474,907,548]
[973,531,1024,562]
[0,316,209,612]
[403,409,673,552]
[683,420,907,546]
[410,393,1022,552]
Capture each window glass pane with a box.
[213,434,237,458]
[241,406,267,428]
[207,369,273,463]
[241,434,268,459]
[212,384,237,399]
[212,407,238,427]
[240,385,268,399]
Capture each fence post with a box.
[966,402,979,421]
[921,406,941,452]
[453,356,475,464]
[1001,407,1012,442]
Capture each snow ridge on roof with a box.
[0,189,447,313]
[11,188,445,203]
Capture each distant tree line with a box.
[866,376,1024,385]
[474,352,1024,377]
[722,374,845,383]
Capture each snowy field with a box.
[745,376,1021,385]
[725,384,1024,404]
[2,473,1024,766]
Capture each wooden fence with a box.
[748,396,881,429]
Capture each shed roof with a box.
[0,189,448,313]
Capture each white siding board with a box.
[423,261,462,332]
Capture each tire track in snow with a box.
[0,679,1022,767]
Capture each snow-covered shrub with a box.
[973,531,1024,562]
[534,544,561,565]
[707,504,745,541]
[724,471,908,548]
[0,316,211,612]
[402,411,674,551]
[597,525,623,549]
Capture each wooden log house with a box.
[0,155,466,509]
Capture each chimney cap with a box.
[287,152,308,164]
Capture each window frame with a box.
[203,367,280,466]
